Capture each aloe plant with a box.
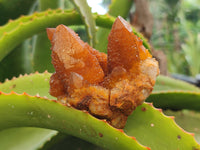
[0,0,200,149]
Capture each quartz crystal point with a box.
[47,17,159,128]
[47,25,105,96]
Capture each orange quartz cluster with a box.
[47,16,159,129]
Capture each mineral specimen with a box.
[47,16,159,129]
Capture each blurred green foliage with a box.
[149,0,200,76]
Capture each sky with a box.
[87,0,107,14]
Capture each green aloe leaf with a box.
[0,1,37,82]
[30,0,74,73]
[0,73,200,149]
[0,71,102,150]
[146,75,200,110]
[0,72,57,150]
[1,73,200,111]
[153,75,200,92]
[0,9,81,61]
[147,91,200,110]
[124,103,200,150]
[1,2,61,149]
[0,0,35,25]
[0,0,37,82]
[0,92,147,150]
[40,133,103,150]
[32,32,54,73]
[108,0,133,17]
[0,92,199,150]
[31,0,60,73]
[0,127,57,150]
[70,0,96,47]
[0,72,53,98]
[0,128,102,150]
[0,45,27,82]
[0,9,149,62]
[164,110,200,144]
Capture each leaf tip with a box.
[190,133,195,137]
[5,78,9,82]
[101,119,107,124]
[8,19,13,23]
[117,129,124,133]
[146,147,151,150]
[63,102,71,107]
[169,116,175,120]
[130,136,136,140]
[43,96,48,99]
[147,103,153,107]
[19,74,23,78]
[10,91,16,94]
[36,93,40,97]
[22,92,31,97]
[3,32,7,36]
[157,108,162,113]
[19,22,24,25]
[51,99,58,103]
[44,70,49,74]
[11,76,17,80]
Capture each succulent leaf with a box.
[1,73,200,111]
[0,2,62,148]
[0,9,81,61]
[0,73,200,149]
[146,75,200,110]
[0,9,149,61]
[108,0,133,18]
[0,72,53,98]
[39,133,103,150]
[31,0,60,73]
[25,1,74,73]
[0,0,35,25]
[70,0,96,47]
[0,127,57,150]
[153,75,200,92]
[0,92,147,150]
[164,110,200,144]
[0,45,28,82]
[0,92,199,149]
[147,91,200,110]
[124,104,200,150]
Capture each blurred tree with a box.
[149,0,200,76]
[130,0,167,75]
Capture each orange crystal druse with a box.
[49,72,65,97]
[47,25,105,95]
[107,16,151,74]
[85,43,108,75]
[47,25,104,83]
[47,17,159,129]
[106,16,158,116]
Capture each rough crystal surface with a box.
[47,17,159,129]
